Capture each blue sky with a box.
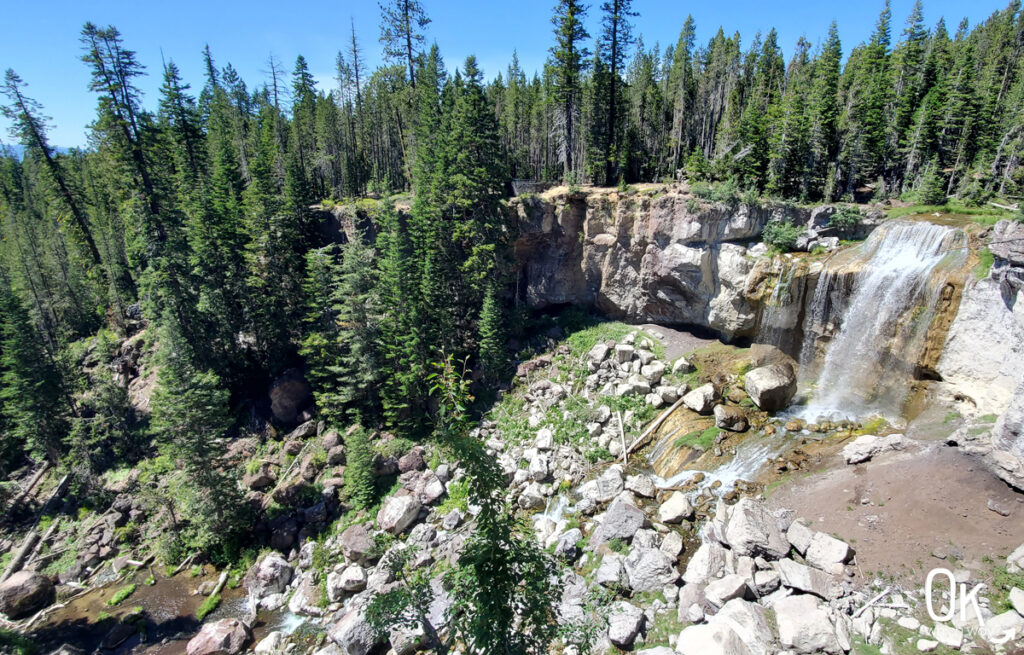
[0,0,1010,148]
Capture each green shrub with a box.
[829,207,862,231]
[762,221,803,251]
[196,593,221,620]
[710,178,740,204]
[690,181,712,199]
[108,583,137,606]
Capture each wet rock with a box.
[714,405,749,432]
[683,384,716,414]
[377,495,422,535]
[186,619,253,655]
[744,364,797,412]
[0,571,55,619]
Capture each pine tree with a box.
[343,426,375,509]
[378,0,431,88]
[596,0,638,185]
[550,0,590,181]
[477,285,505,382]
[0,270,69,464]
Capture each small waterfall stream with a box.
[799,221,967,420]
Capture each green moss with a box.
[674,426,721,451]
[437,477,470,514]
[196,593,221,620]
[107,583,137,606]
[975,247,994,280]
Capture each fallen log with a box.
[627,397,686,455]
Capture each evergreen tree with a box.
[596,0,638,184]
[550,0,590,181]
[378,0,431,88]
[477,285,505,382]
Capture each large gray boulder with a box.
[804,532,853,575]
[624,547,679,592]
[774,558,837,599]
[339,522,376,565]
[841,433,905,464]
[743,364,797,412]
[683,384,716,414]
[676,623,753,655]
[589,496,649,548]
[658,491,694,523]
[186,619,253,655]
[723,497,790,559]
[773,594,842,654]
[377,495,422,535]
[328,606,379,655]
[0,571,55,619]
[714,404,749,432]
[578,466,624,504]
[704,574,749,609]
[607,601,645,648]
[707,599,775,655]
[683,541,733,586]
[250,553,293,598]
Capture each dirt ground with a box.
[767,442,1024,585]
[637,323,718,363]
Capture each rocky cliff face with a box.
[940,220,1024,489]
[511,189,815,340]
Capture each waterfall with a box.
[799,221,967,421]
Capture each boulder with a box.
[660,531,684,558]
[579,466,624,504]
[774,558,836,599]
[979,610,1024,645]
[596,554,629,589]
[804,532,853,575]
[743,364,797,412]
[250,554,293,598]
[625,474,657,498]
[555,529,584,560]
[786,520,814,555]
[615,344,636,364]
[931,623,963,649]
[723,497,790,559]
[0,571,55,619]
[842,434,906,464]
[714,404,749,432]
[676,623,753,655]
[589,343,611,364]
[397,449,425,473]
[186,619,253,655]
[377,495,422,535]
[337,564,367,592]
[624,547,679,592]
[683,384,716,414]
[1008,542,1024,574]
[773,594,841,654]
[704,574,749,608]
[658,491,694,524]
[708,599,775,655]
[683,541,732,586]
[589,496,649,549]
[607,601,645,649]
[328,607,378,655]
[339,522,376,565]
[640,361,666,384]
[672,357,695,374]
[254,632,285,655]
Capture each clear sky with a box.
[0,0,1010,148]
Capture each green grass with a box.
[674,426,721,451]
[990,566,1024,614]
[886,200,1013,224]
[196,593,221,620]
[107,583,137,606]
[436,477,469,514]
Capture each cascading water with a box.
[799,221,967,421]
[756,257,809,356]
